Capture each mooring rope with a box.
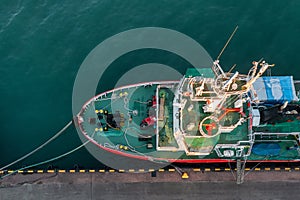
[244,156,269,178]
[1,140,90,179]
[0,120,73,171]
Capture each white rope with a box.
[134,100,151,104]
[0,120,73,170]
[244,156,269,177]
[228,161,236,180]
[1,140,90,179]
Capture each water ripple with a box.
[0,1,25,34]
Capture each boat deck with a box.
[78,80,300,162]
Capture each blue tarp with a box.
[252,143,281,156]
[252,76,298,103]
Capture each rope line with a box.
[0,120,73,171]
[1,140,90,179]
[244,156,269,177]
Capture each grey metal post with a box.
[236,159,244,184]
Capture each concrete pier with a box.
[1,169,300,199]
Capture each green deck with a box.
[78,74,300,162]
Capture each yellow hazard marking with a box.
[181,172,189,179]
[12,165,298,175]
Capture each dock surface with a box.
[1,170,300,200]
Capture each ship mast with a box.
[212,26,238,78]
[217,25,239,61]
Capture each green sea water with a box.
[1,0,300,170]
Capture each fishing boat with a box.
[76,58,300,165]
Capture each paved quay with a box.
[1,169,300,200]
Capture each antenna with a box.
[217,25,239,60]
[228,64,237,73]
